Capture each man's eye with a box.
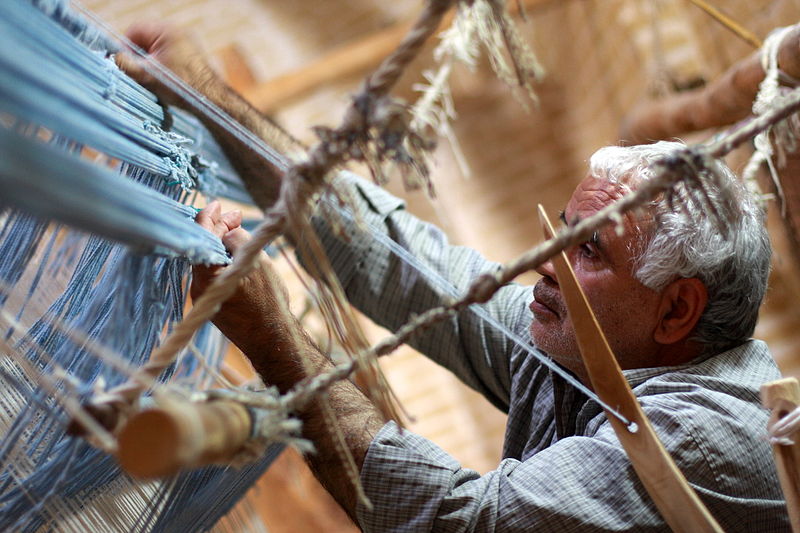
[580,243,597,259]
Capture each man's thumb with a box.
[222,227,252,254]
[115,52,148,85]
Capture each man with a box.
[123,25,788,531]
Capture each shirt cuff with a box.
[297,171,405,290]
[356,421,465,532]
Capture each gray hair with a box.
[589,141,771,355]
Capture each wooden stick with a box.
[241,0,553,112]
[117,398,252,479]
[761,377,800,532]
[620,24,800,145]
[538,205,723,532]
[685,0,762,49]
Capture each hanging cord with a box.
[743,26,800,211]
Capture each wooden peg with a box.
[537,205,723,532]
[117,398,252,479]
[761,377,800,532]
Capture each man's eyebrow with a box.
[560,210,603,251]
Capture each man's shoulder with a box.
[633,339,779,397]
[624,340,777,432]
[622,339,778,461]
[612,341,783,501]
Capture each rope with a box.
[743,26,800,208]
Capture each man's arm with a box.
[307,172,530,411]
[192,203,383,521]
[120,24,529,409]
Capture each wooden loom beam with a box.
[117,398,253,479]
[239,0,555,113]
[538,205,724,532]
[620,24,800,145]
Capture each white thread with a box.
[744,25,799,209]
[768,405,800,446]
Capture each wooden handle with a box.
[761,377,800,532]
[117,398,252,479]
[538,205,723,532]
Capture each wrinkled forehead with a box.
[569,172,638,207]
[567,173,654,234]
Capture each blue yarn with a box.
[0,1,283,530]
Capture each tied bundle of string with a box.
[743,25,800,210]
[410,0,544,183]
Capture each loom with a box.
[0,1,626,527]
[0,1,283,530]
[3,0,800,530]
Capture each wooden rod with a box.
[117,398,252,479]
[620,24,800,145]
[538,205,723,532]
[241,0,554,112]
[685,0,762,49]
[761,377,800,532]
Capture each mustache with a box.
[533,279,563,316]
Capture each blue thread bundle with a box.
[0,1,282,530]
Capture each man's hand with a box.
[192,201,290,357]
[117,24,220,107]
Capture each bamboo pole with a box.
[117,398,252,479]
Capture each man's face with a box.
[529,173,662,379]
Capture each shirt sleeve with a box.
[301,171,532,411]
[356,421,664,533]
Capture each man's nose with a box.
[535,257,557,282]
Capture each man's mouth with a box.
[531,282,561,318]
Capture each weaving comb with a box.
[538,205,722,532]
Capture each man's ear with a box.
[653,278,708,345]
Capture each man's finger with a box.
[115,52,147,84]
[222,227,252,254]
[221,210,243,232]
[125,22,171,53]
[195,201,222,232]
